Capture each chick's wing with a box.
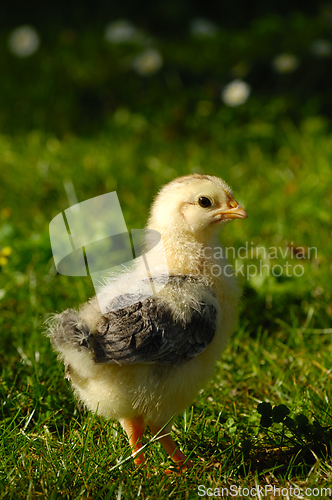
[93,291,216,365]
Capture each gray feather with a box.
[48,309,93,352]
[48,276,217,366]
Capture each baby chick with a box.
[48,173,247,470]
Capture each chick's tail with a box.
[46,309,93,355]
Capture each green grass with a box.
[0,110,331,498]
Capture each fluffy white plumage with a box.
[48,173,247,470]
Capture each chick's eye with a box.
[198,196,212,208]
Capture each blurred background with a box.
[1,1,332,134]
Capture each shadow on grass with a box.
[186,404,332,479]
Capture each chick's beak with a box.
[214,200,248,221]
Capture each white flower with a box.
[132,49,163,76]
[105,20,138,44]
[272,53,299,73]
[8,26,40,57]
[311,39,332,58]
[189,18,218,38]
[221,80,251,107]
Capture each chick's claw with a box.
[121,416,146,466]
[149,423,193,471]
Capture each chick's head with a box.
[148,174,247,242]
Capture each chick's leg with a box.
[121,416,146,466]
[149,423,193,470]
